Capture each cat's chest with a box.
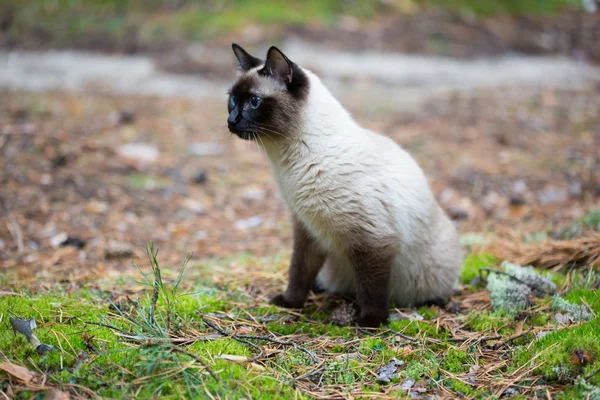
[268,150,364,247]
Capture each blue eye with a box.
[229,95,236,107]
[249,96,261,109]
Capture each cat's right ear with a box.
[232,43,263,71]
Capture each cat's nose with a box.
[227,110,240,129]
[227,115,237,128]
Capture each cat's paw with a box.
[269,294,304,308]
[355,313,388,328]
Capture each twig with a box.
[492,329,534,350]
[170,346,219,381]
[0,291,22,297]
[201,317,265,362]
[478,335,503,345]
[356,326,377,336]
[85,321,131,336]
[237,333,317,363]
[585,366,600,381]
[294,364,326,382]
[393,331,418,343]
[202,317,318,363]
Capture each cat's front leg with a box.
[348,241,395,328]
[270,217,326,308]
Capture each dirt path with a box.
[2,41,599,111]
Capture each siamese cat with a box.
[227,44,463,327]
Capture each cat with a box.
[227,43,463,327]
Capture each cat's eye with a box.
[229,95,236,107]
[249,96,261,109]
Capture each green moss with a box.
[2,244,598,398]
[526,311,550,327]
[513,317,600,384]
[447,378,476,396]
[419,0,580,16]
[464,310,514,335]
[401,357,439,380]
[389,319,448,339]
[564,289,600,314]
[2,0,580,52]
[461,253,497,284]
[442,348,471,373]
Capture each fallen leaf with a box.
[0,362,34,383]
[45,389,70,400]
[376,358,404,383]
[514,321,524,336]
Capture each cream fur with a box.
[261,69,463,307]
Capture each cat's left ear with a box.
[232,43,263,71]
[263,46,294,84]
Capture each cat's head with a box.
[227,44,309,141]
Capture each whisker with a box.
[255,129,283,152]
[259,126,292,142]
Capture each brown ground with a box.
[1,82,598,281]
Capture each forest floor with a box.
[1,2,600,399]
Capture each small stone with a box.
[509,181,528,205]
[60,236,86,249]
[50,232,68,248]
[234,216,264,230]
[85,200,109,214]
[105,240,134,259]
[182,198,206,214]
[110,109,136,125]
[27,240,40,251]
[242,187,265,201]
[537,187,567,205]
[117,143,159,164]
[445,301,462,314]
[446,205,469,220]
[509,194,526,206]
[481,191,506,215]
[194,231,208,241]
[165,168,185,183]
[192,171,208,184]
[188,142,225,156]
[40,173,53,185]
[445,196,475,220]
[568,181,582,198]
[51,154,69,168]
[469,276,483,287]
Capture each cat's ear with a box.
[263,46,293,84]
[232,43,263,71]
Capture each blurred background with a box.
[1,1,599,276]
